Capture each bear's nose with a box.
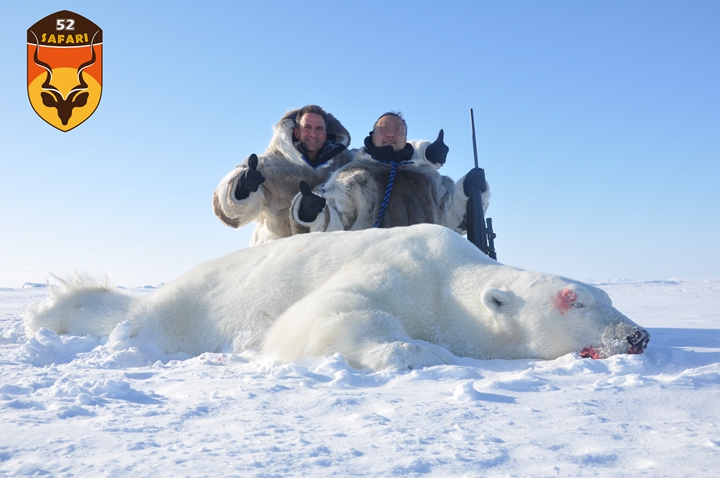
[627,329,650,354]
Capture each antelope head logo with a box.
[31,31,97,126]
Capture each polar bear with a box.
[24,224,649,370]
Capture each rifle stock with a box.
[486,217,497,260]
[466,178,489,255]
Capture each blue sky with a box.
[1,1,718,287]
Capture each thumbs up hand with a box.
[298,180,326,223]
[425,129,449,165]
[235,154,266,200]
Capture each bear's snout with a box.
[580,325,650,359]
[627,328,650,355]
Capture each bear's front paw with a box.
[359,340,452,370]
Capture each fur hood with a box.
[266,109,352,168]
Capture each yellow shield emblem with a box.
[27,10,103,132]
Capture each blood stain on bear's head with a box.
[554,289,578,314]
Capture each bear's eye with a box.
[572,302,585,309]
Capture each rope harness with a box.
[372,158,412,228]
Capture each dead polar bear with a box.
[24,224,649,370]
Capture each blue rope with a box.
[372,158,412,228]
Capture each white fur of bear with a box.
[24,224,649,370]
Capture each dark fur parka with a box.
[290,145,490,234]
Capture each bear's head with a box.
[474,271,649,360]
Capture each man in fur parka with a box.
[213,105,354,245]
[290,112,489,235]
[214,106,450,245]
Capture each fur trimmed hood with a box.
[266,109,352,168]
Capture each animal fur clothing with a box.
[213,109,353,245]
[290,142,490,234]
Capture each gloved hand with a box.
[463,167,487,196]
[298,180,326,223]
[235,154,266,200]
[425,129,449,165]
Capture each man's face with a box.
[372,115,407,152]
[294,113,327,158]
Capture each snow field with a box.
[1,280,719,477]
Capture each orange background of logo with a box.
[27,44,103,86]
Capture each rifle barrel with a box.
[470,108,479,169]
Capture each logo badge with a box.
[27,11,103,132]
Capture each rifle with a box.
[467,108,497,260]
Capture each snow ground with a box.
[1,280,719,477]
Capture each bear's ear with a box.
[481,288,519,315]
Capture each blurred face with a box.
[294,113,327,160]
[372,115,407,152]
